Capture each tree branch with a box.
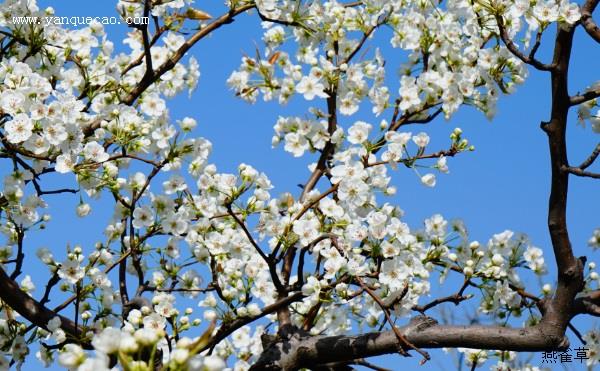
[570,87,600,106]
[539,24,584,332]
[249,316,569,370]
[562,165,600,178]
[121,4,254,105]
[82,3,255,137]
[494,15,555,71]
[0,266,90,348]
[577,143,600,169]
[581,0,600,43]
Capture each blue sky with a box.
[14,0,600,370]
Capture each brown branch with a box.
[370,103,443,158]
[412,279,471,313]
[139,0,153,79]
[560,143,600,178]
[581,0,600,43]
[577,143,600,169]
[120,4,254,106]
[529,29,544,62]
[277,63,343,331]
[225,203,283,293]
[249,316,569,370]
[299,87,338,202]
[366,147,459,168]
[200,291,305,353]
[562,165,600,178]
[39,274,60,306]
[573,289,600,316]
[82,3,255,137]
[121,0,164,77]
[105,154,160,167]
[121,26,166,76]
[0,266,90,348]
[355,276,428,361]
[539,24,584,332]
[570,87,600,106]
[226,204,269,264]
[568,322,587,345]
[256,9,312,31]
[494,15,554,71]
[9,228,24,280]
[119,224,130,317]
[341,18,385,65]
[353,359,392,371]
[343,1,363,7]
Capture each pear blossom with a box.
[347,121,372,144]
[55,154,77,174]
[5,113,33,143]
[83,141,110,163]
[296,75,328,100]
[589,229,600,249]
[76,203,91,217]
[412,132,430,148]
[140,93,166,117]
[421,173,436,187]
[57,344,85,368]
[57,259,84,284]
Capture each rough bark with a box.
[582,0,600,43]
[249,316,571,370]
[0,266,90,348]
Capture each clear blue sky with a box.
[16,0,600,370]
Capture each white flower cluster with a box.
[227,0,544,121]
[578,82,600,133]
[589,228,600,249]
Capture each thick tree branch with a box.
[538,25,583,331]
[581,0,600,43]
[249,316,569,370]
[0,266,90,348]
[573,290,600,316]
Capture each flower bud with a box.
[542,284,552,295]
[491,254,504,265]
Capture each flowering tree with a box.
[0,0,599,369]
